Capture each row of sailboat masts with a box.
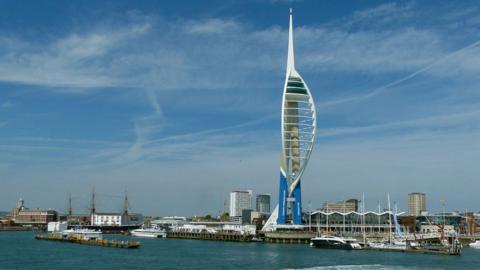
[315,193,398,241]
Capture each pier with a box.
[167,231,254,242]
[365,245,461,256]
[35,233,140,249]
[263,231,316,244]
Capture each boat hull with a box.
[311,239,355,250]
[131,232,166,238]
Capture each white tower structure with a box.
[276,9,317,225]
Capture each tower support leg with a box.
[277,171,288,224]
[292,181,302,225]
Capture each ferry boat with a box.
[131,225,166,238]
[62,228,102,241]
[310,235,362,250]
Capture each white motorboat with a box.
[469,240,480,249]
[311,235,363,250]
[368,240,407,251]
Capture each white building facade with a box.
[91,213,143,226]
[230,190,252,217]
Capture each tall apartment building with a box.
[230,190,252,217]
[255,193,271,214]
[408,192,426,216]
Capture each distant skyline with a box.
[1,0,479,216]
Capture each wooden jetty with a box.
[35,233,140,249]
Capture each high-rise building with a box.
[230,190,252,217]
[256,193,271,214]
[408,192,426,216]
[321,199,359,213]
[276,9,317,225]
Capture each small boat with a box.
[368,239,407,251]
[131,225,166,238]
[469,240,480,249]
[311,235,363,250]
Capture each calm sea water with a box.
[0,232,479,270]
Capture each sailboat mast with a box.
[68,192,72,217]
[343,200,346,235]
[377,201,381,233]
[387,193,392,243]
[326,203,329,234]
[362,193,366,244]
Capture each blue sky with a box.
[1,0,479,216]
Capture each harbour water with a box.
[1,232,479,269]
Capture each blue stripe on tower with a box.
[277,171,288,224]
[292,181,302,224]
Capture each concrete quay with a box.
[167,231,254,242]
[263,231,316,244]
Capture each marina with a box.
[1,1,480,269]
[3,231,480,270]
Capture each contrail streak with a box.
[319,39,480,108]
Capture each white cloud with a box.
[0,10,454,92]
[0,3,478,106]
[319,109,480,138]
[348,2,414,25]
[0,23,150,89]
[183,18,240,34]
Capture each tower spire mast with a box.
[287,8,296,75]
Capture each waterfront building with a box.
[309,210,400,234]
[275,9,317,225]
[10,198,57,226]
[321,199,359,213]
[465,212,478,235]
[242,209,253,225]
[415,212,463,231]
[90,212,143,226]
[151,216,188,229]
[88,189,143,226]
[256,193,271,214]
[229,190,252,217]
[420,224,455,234]
[408,192,426,216]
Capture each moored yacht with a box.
[311,235,362,250]
[367,239,407,251]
